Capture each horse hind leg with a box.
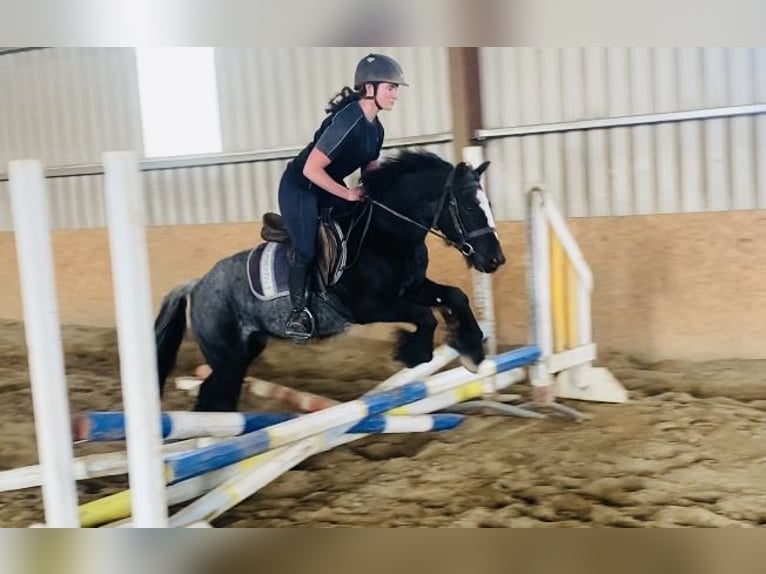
[195,331,268,412]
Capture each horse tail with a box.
[155,279,199,394]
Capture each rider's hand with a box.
[346,186,365,202]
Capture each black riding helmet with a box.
[354,53,408,109]
[354,53,409,87]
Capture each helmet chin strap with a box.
[362,83,384,110]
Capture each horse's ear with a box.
[455,162,470,175]
[474,161,490,177]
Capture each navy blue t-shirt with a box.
[284,101,384,208]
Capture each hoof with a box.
[460,355,480,373]
[195,364,212,379]
[447,325,485,373]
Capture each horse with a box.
[154,150,506,411]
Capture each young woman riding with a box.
[277,53,408,341]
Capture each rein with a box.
[331,200,374,275]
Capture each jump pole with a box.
[0,437,222,493]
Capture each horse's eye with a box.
[464,205,476,212]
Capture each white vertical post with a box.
[463,145,514,391]
[103,152,168,527]
[463,146,496,354]
[9,160,80,527]
[528,187,553,388]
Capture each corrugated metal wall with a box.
[0,48,143,165]
[1,47,451,231]
[480,47,766,220]
[139,142,454,227]
[216,47,451,150]
[179,46,452,224]
[4,47,765,230]
[0,48,143,230]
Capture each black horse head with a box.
[361,150,506,273]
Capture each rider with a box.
[278,53,407,341]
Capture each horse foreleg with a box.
[352,300,438,367]
[404,279,485,369]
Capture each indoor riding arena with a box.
[1,47,765,528]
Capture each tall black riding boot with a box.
[285,259,315,341]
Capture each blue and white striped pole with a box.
[164,345,540,484]
[74,411,464,442]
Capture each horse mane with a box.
[361,150,451,198]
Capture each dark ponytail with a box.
[325,86,361,114]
